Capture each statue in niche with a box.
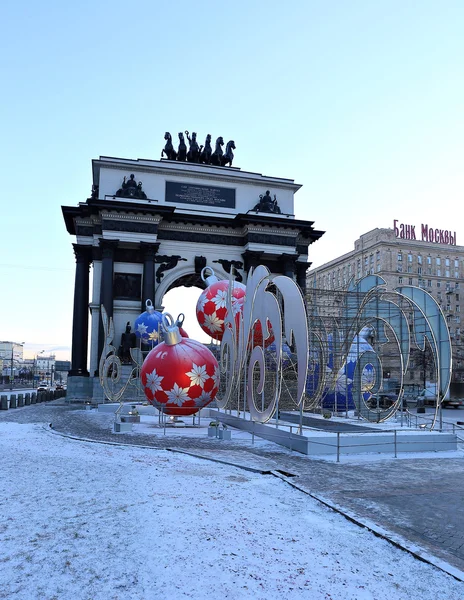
[210,136,224,165]
[221,140,236,167]
[185,131,200,163]
[118,322,137,364]
[115,174,147,199]
[177,132,187,161]
[253,190,282,214]
[90,184,99,199]
[199,134,212,164]
[161,132,177,160]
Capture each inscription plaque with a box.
[165,181,236,209]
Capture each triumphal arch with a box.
[62,133,324,400]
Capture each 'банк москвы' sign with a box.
[166,182,236,209]
[394,220,456,246]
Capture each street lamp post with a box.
[9,342,25,390]
[34,350,45,389]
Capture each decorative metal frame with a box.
[98,269,452,430]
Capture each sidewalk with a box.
[1,401,464,578]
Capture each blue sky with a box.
[1,1,463,358]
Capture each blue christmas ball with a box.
[134,300,163,345]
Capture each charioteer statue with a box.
[161,131,237,167]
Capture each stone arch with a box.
[154,263,231,309]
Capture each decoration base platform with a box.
[209,410,458,456]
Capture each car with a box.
[55,383,64,390]
[37,383,49,392]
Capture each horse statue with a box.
[221,140,236,167]
[199,134,212,164]
[210,136,224,166]
[185,130,200,163]
[177,132,187,161]
[161,132,177,160]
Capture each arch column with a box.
[69,244,92,376]
[96,239,119,373]
[281,253,297,279]
[296,261,311,293]
[141,242,159,311]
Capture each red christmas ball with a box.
[196,267,246,341]
[141,316,219,416]
[250,319,275,347]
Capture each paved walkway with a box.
[2,401,464,578]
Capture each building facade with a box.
[307,227,464,390]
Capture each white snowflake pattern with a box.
[166,383,190,406]
[186,363,208,388]
[136,322,148,336]
[212,365,221,389]
[197,293,208,313]
[194,390,211,407]
[203,312,224,334]
[145,368,164,395]
[212,288,228,309]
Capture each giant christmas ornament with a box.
[141,314,220,416]
[134,300,163,346]
[196,267,246,341]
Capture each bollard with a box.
[9,394,17,409]
[17,394,24,407]
[25,393,31,405]
[36,392,42,403]
[31,392,36,404]
[394,430,397,458]
[0,395,8,410]
[337,432,340,463]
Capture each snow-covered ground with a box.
[1,422,463,600]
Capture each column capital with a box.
[140,242,160,260]
[98,238,119,259]
[72,244,92,265]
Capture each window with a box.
[456,294,460,301]
[409,277,413,285]
[408,254,413,263]
[436,257,441,266]
[364,256,368,266]
[445,258,450,267]
[418,267,422,274]
[428,280,432,287]
[437,269,441,277]
[427,256,432,265]
[398,253,403,261]
[398,277,403,284]
[418,255,422,265]
[427,267,432,275]
[397,266,403,272]
[456,283,460,290]
[455,259,459,268]
[437,281,441,288]
[455,271,459,278]
[376,251,380,261]
[407,265,412,273]
[457,305,460,313]
[370,254,374,264]
[456,316,461,323]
